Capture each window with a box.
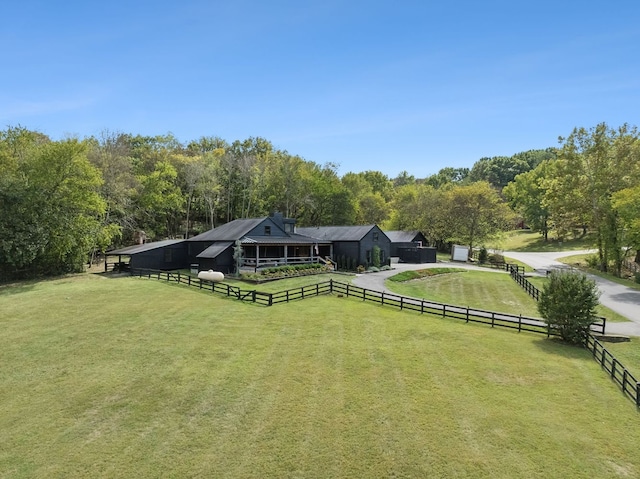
[264,226,271,235]
[373,232,379,241]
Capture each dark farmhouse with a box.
[106,215,391,273]
[187,213,330,273]
[297,225,391,268]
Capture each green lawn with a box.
[500,230,596,252]
[385,269,541,317]
[2,274,639,478]
[224,272,353,292]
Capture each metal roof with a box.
[241,234,329,245]
[296,225,379,241]
[106,239,185,255]
[187,218,266,242]
[384,231,422,243]
[196,241,234,259]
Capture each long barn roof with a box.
[106,239,184,255]
[296,225,379,241]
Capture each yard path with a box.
[352,251,640,337]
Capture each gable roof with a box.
[187,218,266,242]
[384,231,422,243]
[107,239,184,255]
[296,225,380,241]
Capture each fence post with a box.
[623,370,628,393]
[637,383,640,408]
[491,312,495,328]
[381,292,385,306]
[442,305,446,318]
[177,271,180,283]
[421,300,424,315]
[400,296,403,310]
[601,348,606,367]
[602,317,607,334]
[362,288,366,301]
[330,279,333,293]
[518,314,522,332]
[466,307,469,323]
[316,283,319,296]
[611,358,617,379]
[268,293,273,307]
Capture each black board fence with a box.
[130,269,605,336]
[585,334,640,408]
[508,264,541,301]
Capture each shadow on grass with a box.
[505,230,597,253]
[0,281,38,296]
[532,337,592,360]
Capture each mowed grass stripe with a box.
[1,275,639,478]
[385,270,540,316]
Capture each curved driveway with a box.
[503,250,640,337]
[352,252,640,337]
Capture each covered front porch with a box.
[241,238,332,271]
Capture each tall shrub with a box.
[538,270,600,344]
[372,245,381,268]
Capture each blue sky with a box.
[2,1,639,178]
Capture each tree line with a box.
[1,123,638,279]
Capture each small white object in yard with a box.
[197,270,225,282]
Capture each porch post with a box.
[284,245,288,265]
[255,245,260,272]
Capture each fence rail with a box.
[585,334,640,407]
[509,265,540,301]
[131,269,605,336]
[328,280,605,336]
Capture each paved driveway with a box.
[503,250,640,337]
[352,252,640,337]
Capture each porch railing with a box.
[242,256,321,268]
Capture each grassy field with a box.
[2,274,639,478]
[385,269,541,317]
[500,230,596,252]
